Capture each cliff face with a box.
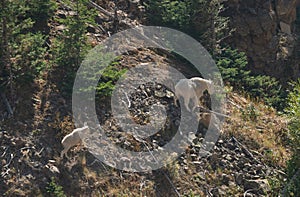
[223,0,300,81]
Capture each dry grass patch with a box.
[224,91,290,167]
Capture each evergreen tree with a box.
[144,0,230,54]
[0,0,32,90]
[52,0,97,93]
[0,0,53,93]
[26,0,56,33]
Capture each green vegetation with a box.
[53,0,96,69]
[144,0,191,29]
[216,47,287,110]
[216,48,250,87]
[13,32,49,81]
[50,0,128,98]
[144,0,230,53]
[72,45,128,98]
[145,1,287,110]
[26,0,56,32]
[96,64,127,97]
[240,104,259,121]
[284,79,300,196]
[52,0,97,94]
[0,0,54,88]
[0,0,297,196]
[46,177,66,197]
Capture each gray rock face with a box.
[223,0,300,81]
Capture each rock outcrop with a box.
[223,0,300,81]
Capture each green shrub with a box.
[71,45,127,99]
[0,0,50,87]
[216,48,250,87]
[240,104,258,121]
[283,79,300,196]
[26,0,56,32]
[12,32,48,81]
[144,0,191,29]
[245,75,286,110]
[216,47,287,110]
[27,0,56,22]
[96,64,127,97]
[46,177,66,197]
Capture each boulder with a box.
[244,179,271,195]
[280,21,291,34]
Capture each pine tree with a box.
[144,0,231,54]
[0,0,30,91]
[52,0,97,94]
[0,0,53,92]
[0,0,8,89]
[26,0,56,33]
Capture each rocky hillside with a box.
[0,0,296,196]
[223,0,300,81]
[0,76,290,196]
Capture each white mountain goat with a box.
[60,125,89,159]
[174,77,214,112]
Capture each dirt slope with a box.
[0,1,291,196]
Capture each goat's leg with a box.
[174,96,178,107]
[61,147,70,159]
[60,149,66,159]
[192,96,199,112]
[183,96,191,112]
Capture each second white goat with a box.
[60,125,89,159]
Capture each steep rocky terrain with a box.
[0,76,290,196]
[223,0,300,81]
[0,0,296,196]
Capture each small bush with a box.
[96,64,127,97]
[71,45,127,99]
[46,177,66,197]
[240,104,258,121]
